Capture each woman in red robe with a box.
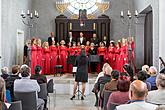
[31,38,37,74]
[50,41,58,74]
[120,38,128,72]
[76,42,81,56]
[108,41,116,69]
[42,42,51,74]
[85,41,90,55]
[36,39,43,71]
[115,41,122,72]
[59,40,68,73]
[97,42,107,72]
[68,42,77,73]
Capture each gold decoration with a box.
[70,14,79,19]
[56,1,70,14]
[87,14,96,19]
[69,23,72,30]
[96,1,110,14]
[93,23,96,30]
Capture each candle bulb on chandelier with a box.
[135,10,138,16]
[120,11,124,17]
[30,13,33,19]
[27,10,30,15]
[21,10,25,16]
[127,10,131,16]
[34,10,37,16]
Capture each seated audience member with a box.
[14,66,44,110]
[142,65,150,78]
[104,70,120,91]
[0,77,8,110]
[146,66,158,90]
[30,65,47,84]
[155,105,165,110]
[6,65,20,101]
[137,70,151,91]
[146,73,165,105]
[116,80,157,110]
[123,64,134,81]
[92,63,110,106]
[1,67,9,80]
[31,65,47,109]
[93,65,112,94]
[94,63,110,84]
[107,73,130,109]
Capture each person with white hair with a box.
[146,66,158,90]
[1,67,9,80]
[146,73,165,105]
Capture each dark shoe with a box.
[70,95,75,100]
[81,96,84,100]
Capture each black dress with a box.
[75,56,89,82]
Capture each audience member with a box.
[155,105,165,110]
[0,77,7,110]
[137,70,151,91]
[146,66,158,90]
[123,64,134,81]
[142,65,150,78]
[14,66,44,110]
[6,65,20,101]
[1,67,9,80]
[94,63,110,83]
[116,80,157,110]
[92,63,110,106]
[104,70,120,91]
[107,73,130,109]
[30,65,47,84]
[146,73,165,105]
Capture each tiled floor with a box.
[48,94,100,110]
[47,74,99,110]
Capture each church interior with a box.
[0,0,165,110]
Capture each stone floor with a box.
[48,94,100,110]
[46,74,100,110]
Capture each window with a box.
[65,0,101,14]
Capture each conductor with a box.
[70,48,89,100]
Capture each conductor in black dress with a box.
[70,48,89,100]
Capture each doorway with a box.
[16,29,24,65]
[144,11,153,66]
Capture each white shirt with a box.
[69,37,72,42]
[52,37,54,41]
[116,101,157,110]
[80,37,83,44]
[95,71,104,83]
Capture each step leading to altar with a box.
[46,74,97,95]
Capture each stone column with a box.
[159,0,165,69]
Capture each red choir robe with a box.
[31,45,37,74]
[108,46,116,69]
[36,45,43,74]
[131,41,135,61]
[59,46,68,73]
[97,47,107,72]
[121,44,128,72]
[76,46,81,56]
[115,47,122,72]
[42,47,51,74]
[68,46,77,73]
[85,46,90,55]
[50,45,58,74]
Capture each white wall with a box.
[133,0,159,69]
[0,0,2,69]
[1,0,32,67]
[159,0,165,69]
